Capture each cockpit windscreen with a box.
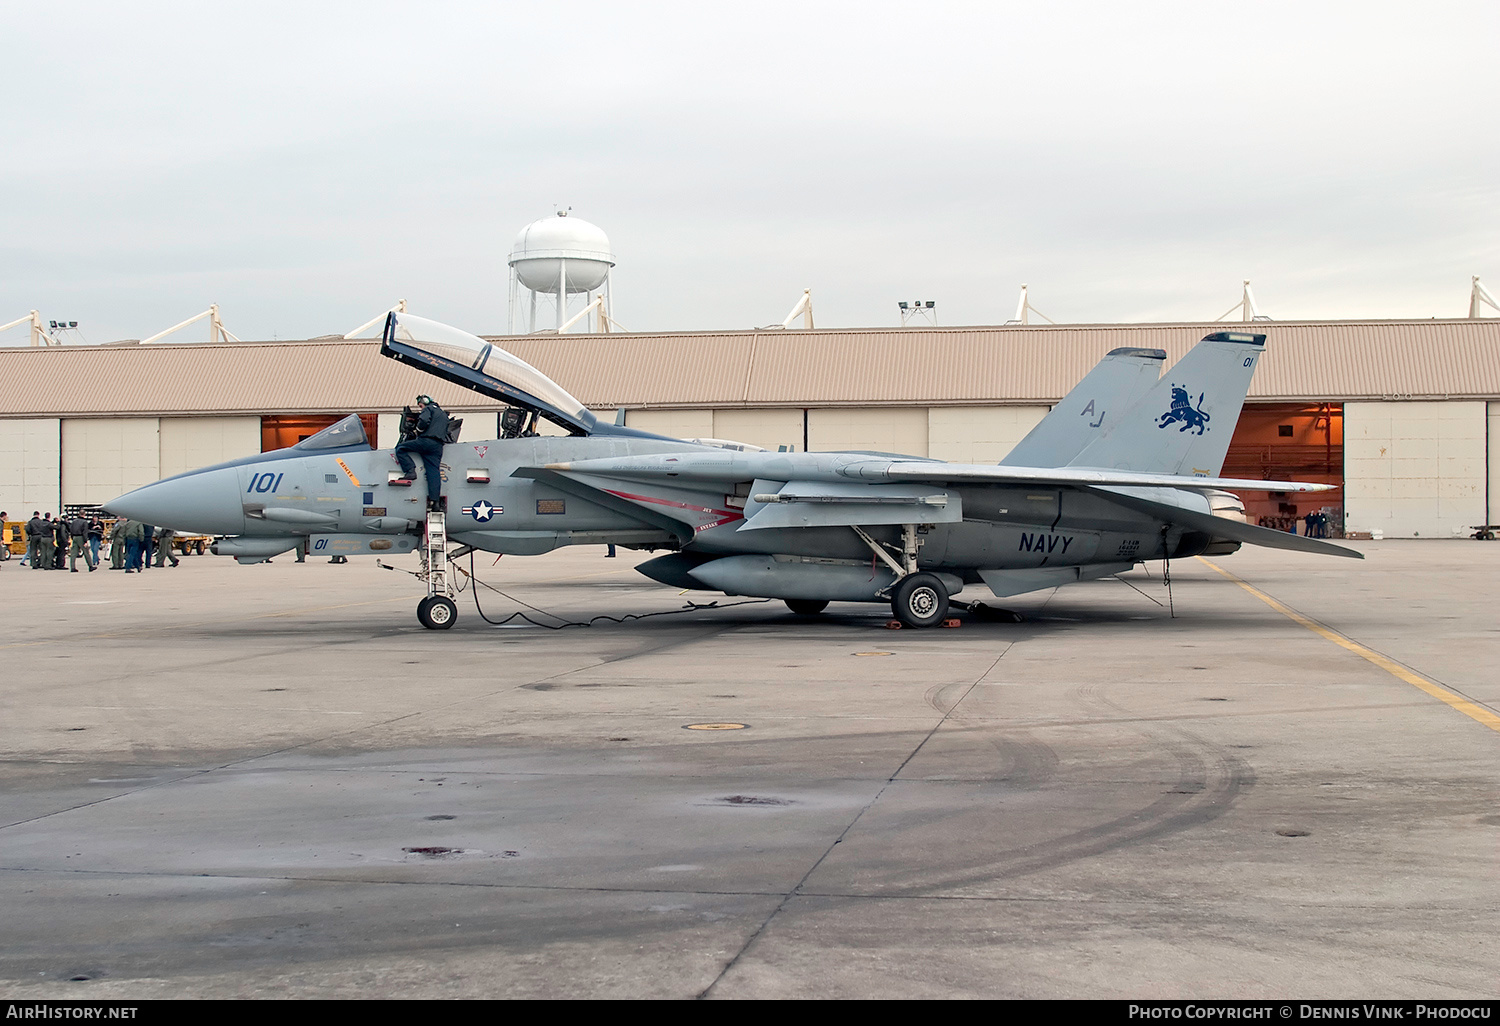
[292,414,370,451]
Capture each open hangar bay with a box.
[0,540,1496,999]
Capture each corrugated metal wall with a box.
[0,419,61,515]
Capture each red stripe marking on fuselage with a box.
[602,489,745,533]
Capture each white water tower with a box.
[507,211,616,334]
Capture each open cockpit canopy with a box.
[380,312,597,435]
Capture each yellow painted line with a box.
[1198,557,1500,734]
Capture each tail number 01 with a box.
[247,472,285,493]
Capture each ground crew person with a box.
[108,518,126,569]
[67,513,96,572]
[155,527,179,567]
[40,514,58,569]
[393,394,451,511]
[123,519,146,573]
[53,516,68,569]
[26,512,46,569]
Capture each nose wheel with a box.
[417,595,458,630]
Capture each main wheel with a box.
[417,595,458,630]
[891,573,949,628]
[785,599,829,616]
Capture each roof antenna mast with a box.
[1006,284,1055,325]
[1470,276,1499,318]
[1217,280,1272,323]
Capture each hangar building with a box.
[2,317,1498,539]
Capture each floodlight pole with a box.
[899,301,937,327]
[0,310,61,346]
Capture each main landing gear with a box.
[890,572,949,628]
[849,523,957,629]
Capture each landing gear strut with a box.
[850,522,954,629]
[416,508,457,630]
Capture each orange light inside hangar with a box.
[1221,403,1343,534]
[261,414,381,452]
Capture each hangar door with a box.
[262,414,380,452]
[1220,403,1343,535]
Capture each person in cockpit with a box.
[392,395,450,511]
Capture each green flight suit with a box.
[38,521,55,570]
[108,520,125,569]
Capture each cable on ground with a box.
[458,552,771,629]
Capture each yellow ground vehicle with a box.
[1,521,22,558]
[173,533,212,556]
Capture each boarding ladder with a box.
[422,509,454,601]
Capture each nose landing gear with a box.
[416,508,457,630]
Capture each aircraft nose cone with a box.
[105,467,246,535]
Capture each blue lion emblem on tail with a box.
[1157,386,1210,435]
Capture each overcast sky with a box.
[2,1,1496,343]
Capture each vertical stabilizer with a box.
[1001,347,1165,468]
[1067,332,1266,477]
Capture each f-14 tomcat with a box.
[106,312,1358,629]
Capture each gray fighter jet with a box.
[106,312,1357,629]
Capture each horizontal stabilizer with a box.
[978,563,1136,598]
[1091,487,1364,559]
